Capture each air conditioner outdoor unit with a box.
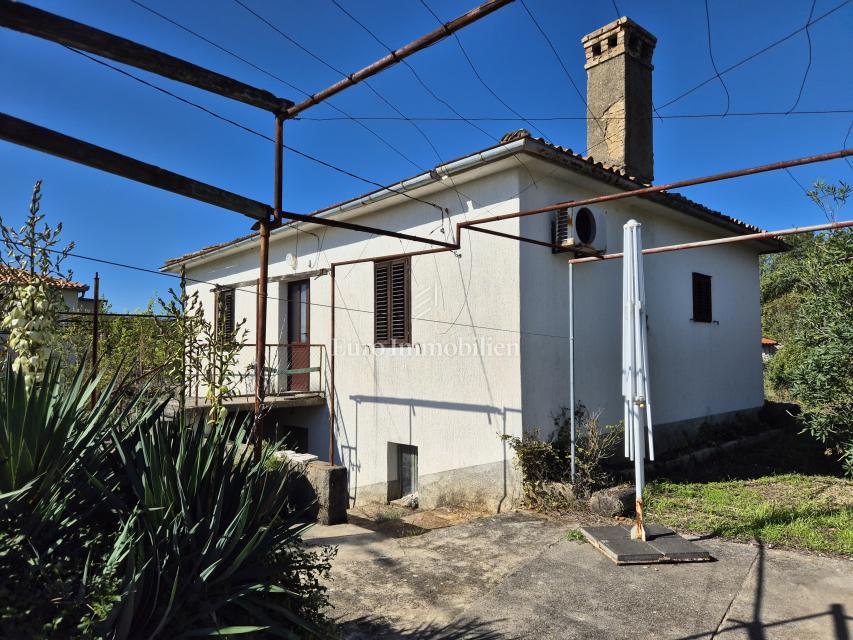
[552,206,607,254]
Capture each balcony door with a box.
[287,279,310,391]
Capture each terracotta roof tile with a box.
[0,265,88,291]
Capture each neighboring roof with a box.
[761,337,779,346]
[0,265,89,291]
[163,130,786,269]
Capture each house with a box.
[163,17,785,511]
[0,265,90,311]
[761,337,780,362]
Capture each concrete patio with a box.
[305,511,853,639]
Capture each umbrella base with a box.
[581,524,712,565]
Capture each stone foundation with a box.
[350,459,521,513]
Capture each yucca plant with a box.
[100,412,336,639]
[0,356,144,540]
[0,357,161,638]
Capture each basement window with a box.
[215,287,236,340]
[375,257,411,346]
[691,273,712,323]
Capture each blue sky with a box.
[1,0,851,310]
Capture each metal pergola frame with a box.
[2,0,851,466]
[0,0,512,445]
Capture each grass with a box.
[645,473,853,555]
[566,529,587,543]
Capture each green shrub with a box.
[760,181,853,475]
[504,406,622,508]
[0,359,337,638]
[100,414,336,638]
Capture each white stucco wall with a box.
[517,160,765,442]
[181,161,528,506]
[178,151,767,506]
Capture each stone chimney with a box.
[582,17,656,183]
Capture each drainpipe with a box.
[328,265,336,466]
[568,261,576,482]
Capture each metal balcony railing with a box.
[234,343,326,397]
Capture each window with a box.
[215,287,236,340]
[692,273,712,323]
[374,257,411,346]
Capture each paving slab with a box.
[582,524,712,564]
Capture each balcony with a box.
[184,343,326,410]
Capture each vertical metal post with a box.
[91,271,99,374]
[568,261,576,482]
[274,115,283,226]
[329,265,336,466]
[253,115,282,445]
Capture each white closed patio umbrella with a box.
[622,220,654,541]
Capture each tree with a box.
[0,181,74,388]
[761,180,853,474]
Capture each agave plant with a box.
[0,356,144,539]
[0,357,163,637]
[101,412,336,639]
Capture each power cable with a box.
[230,0,437,173]
[611,0,621,20]
[296,110,853,122]
[518,0,607,150]
[418,0,551,142]
[130,0,425,172]
[703,0,731,117]
[37,245,571,340]
[658,0,851,111]
[63,46,446,213]
[788,0,817,113]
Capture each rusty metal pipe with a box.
[467,148,853,227]
[462,223,562,249]
[569,219,853,264]
[274,116,283,226]
[286,0,514,117]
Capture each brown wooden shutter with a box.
[375,257,410,346]
[374,261,390,344]
[692,273,712,322]
[216,287,235,339]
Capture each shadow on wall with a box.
[343,395,521,511]
[340,616,516,640]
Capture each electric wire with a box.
[518,0,608,149]
[611,0,621,20]
[63,46,447,213]
[788,0,817,113]
[296,110,853,122]
[418,0,551,142]
[130,0,425,172]
[703,0,731,117]
[657,0,852,111]
[230,0,436,173]
[40,245,573,341]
